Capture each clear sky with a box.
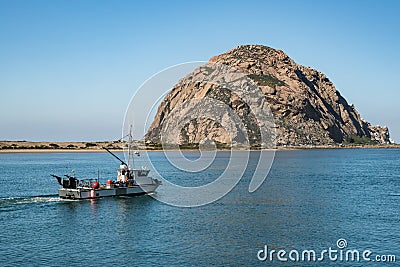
[0,0,399,142]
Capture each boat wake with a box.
[0,194,60,211]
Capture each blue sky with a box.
[0,0,399,142]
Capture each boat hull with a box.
[58,183,160,199]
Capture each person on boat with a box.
[117,164,128,182]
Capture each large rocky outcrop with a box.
[146,45,391,147]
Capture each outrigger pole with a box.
[102,147,127,166]
[51,174,63,186]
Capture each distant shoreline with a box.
[0,141,122,153]
[0,149,122,154]
[0,140,399,154]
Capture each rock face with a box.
[146,45,391,146]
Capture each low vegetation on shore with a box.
[0,141,123,152]
[0,140,398,153]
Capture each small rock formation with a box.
[146,45,391,147]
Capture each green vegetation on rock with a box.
[247,74,285,88]
[345,135,377,145]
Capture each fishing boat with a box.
[51,133,161,199]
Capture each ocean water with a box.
[0,149,399,266]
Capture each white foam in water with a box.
[0,196,60,208]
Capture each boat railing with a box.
[77,178,98,188]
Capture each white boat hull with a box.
[58,183,160,199]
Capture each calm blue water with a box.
[0,149,399,266]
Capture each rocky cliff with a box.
[146,45,391,147]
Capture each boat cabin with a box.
[117,164,150,182]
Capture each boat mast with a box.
[127,128,131,170]
[127,125,133,169]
